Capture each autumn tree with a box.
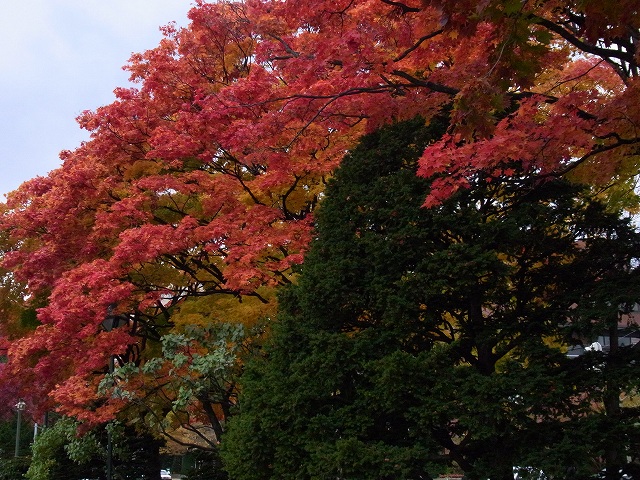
[0,2,299,431]
[221,118,640,480]
[0,0,638,454]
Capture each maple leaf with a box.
[0,0,639,434]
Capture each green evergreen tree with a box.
[221,118,640,480]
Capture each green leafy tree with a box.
[182,449,229,480]
[0,458,29,480]
[221,118,640,480]
[26,417,164,480]
[101,319,261,454]
[27,417,101,480]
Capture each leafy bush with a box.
[0,457,30,480]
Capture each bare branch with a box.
[394,29,444,62]
[267,33,301,61]
[555,136,640,178]
[379,0,420,14]
[390,70,460,95]
[533,16,637,82]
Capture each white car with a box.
[160,470,172,480]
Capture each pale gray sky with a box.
[0,0,194,197]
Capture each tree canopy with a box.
[221,118,640,480]
[0,0,638,457]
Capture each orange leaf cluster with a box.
[0,0,638,422]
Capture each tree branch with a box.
[379,0,420,14]
[390,70,460,95]
[533,16,637,82]
[394,29,444,62]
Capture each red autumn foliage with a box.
[0,0,638,423]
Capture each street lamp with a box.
[14,399,26,457]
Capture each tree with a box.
[0,0,638,451]
[26,417,101,480]
[102,319,261,450]
[27,417,165,480]
[221,118,640,480]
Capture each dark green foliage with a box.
[26,418,164,480]
[182,449,228,480]
[221,118,640,480]
[106,423,164,480]
[27,417,100,480]
[0,457,30,480]
[0,416,33,479]
[0,415,31,458]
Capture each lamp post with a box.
[14,399,26,457]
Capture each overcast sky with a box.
[0,0,194,197]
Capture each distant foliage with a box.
[0,457,29,480]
